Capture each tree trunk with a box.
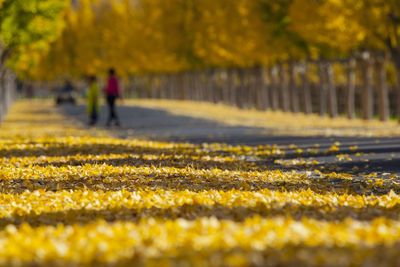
[375,55,389,121]
[200,71,208,101]
[237,68,246,109]
[361,54,374,120]
[269,66,279,111]
[325,62,338,118]
[135,76,141,98]
[288,61,299,113]
[148,75,155,99]
[220,69,229,104]
[170,74,177,99]
[396,66,400,122]
[278,62,290,112]
[318,62,327,116]
[156,75,161,99]
[254,65,269,110]
[227,68,236,106]
[346,59,356,119]
[192,71,198,101]
[146,75,154,98]
[0,71,8,122]
[143,76,150,98]
[0,70,4,122]
[300,62,312,114]
[0,48,10,122]
[5,71,15,113]
[197,72,203,101]
[177,72,185,100]
[128,76,136,98]
[164,75,170,99]
[386,30,400,121]
[185,72,191,100]
[167,75,174,99]
[205,69,215,103]
[214,69,222,103]
[156,75,162,99]
[184,72,192,100]
[389,50,400,121]
[246,68,257,108]
[159,74,166,99]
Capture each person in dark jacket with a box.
[105,68,121,127]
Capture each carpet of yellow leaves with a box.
[1,100,400,266]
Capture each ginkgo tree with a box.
[0,0,68,78]
[288,0,400,79]
[34,0,279,79]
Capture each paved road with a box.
[61,104,400,175]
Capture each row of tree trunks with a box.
[127,57,392,121]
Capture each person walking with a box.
[87,75,100,126]
[105,68,121,127]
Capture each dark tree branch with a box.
[0,47,11,66]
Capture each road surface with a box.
[61,104,400,176]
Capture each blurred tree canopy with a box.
[1,0,400,81]
[0,0,67,78]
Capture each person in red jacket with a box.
[105,68,121,127]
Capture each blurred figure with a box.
[105,68,121,127]
[87,76,99,126]
[26,83,34,98]
[62,80,74,93]
[56,80,76,105]
[16,79,23,97]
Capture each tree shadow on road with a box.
[60,104,266,141]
